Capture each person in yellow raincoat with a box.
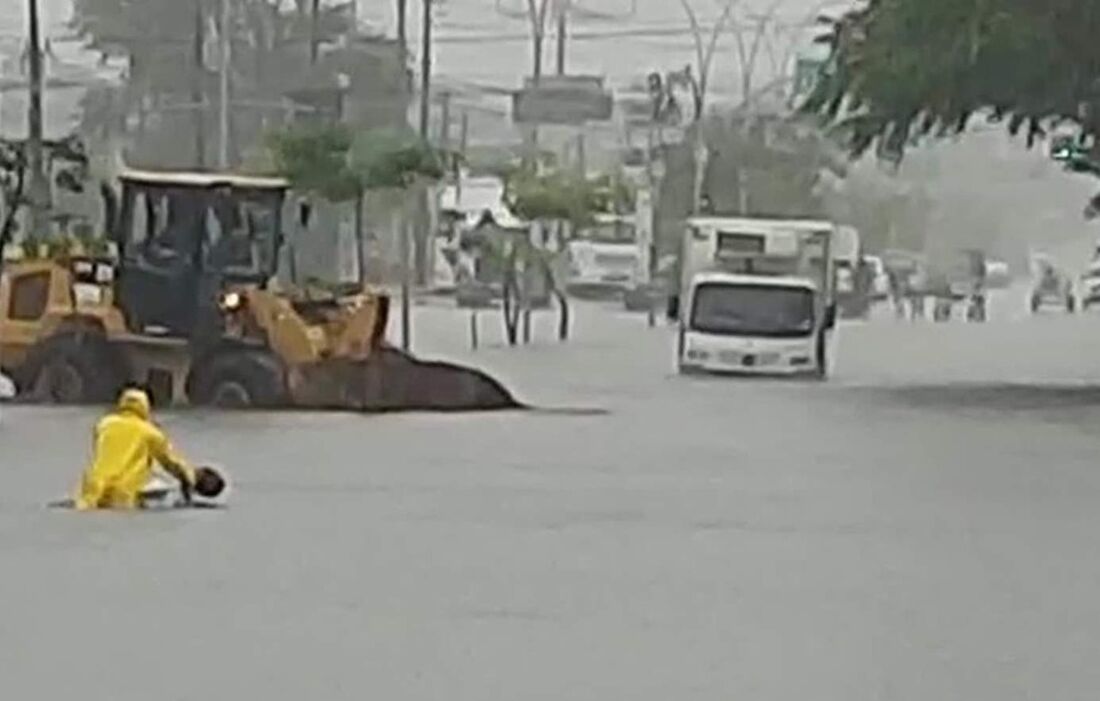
[75,387,197,510]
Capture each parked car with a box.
[1082,260,1100,310]
[1029,255,1075,313]
[862,255,890,301]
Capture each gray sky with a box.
[5,0,1098,264]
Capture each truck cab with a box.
[565,214,640,298]
[676,217,837,377]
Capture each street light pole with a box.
[218,0,232,169]
[26,0,48,238]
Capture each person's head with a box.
[194,466,226,499]
[116,387,151,420]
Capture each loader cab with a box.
[110,170,287,337]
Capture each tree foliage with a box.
[266,124,446,201]
[804,0,1100,161]
[504,172,607,226]
[349,127,446,190]
[0,137,89,252]
[266,124,360,201]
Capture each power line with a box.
[434,20,818,45]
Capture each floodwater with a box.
[4,298,1100,700]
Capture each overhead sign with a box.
[513,75,613,125]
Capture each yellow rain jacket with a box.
[75,389,196,510]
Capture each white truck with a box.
[565,213,641,298]
[675,217,838,378]
[834,225,871,318]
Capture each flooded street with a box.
[3,299,1100,699]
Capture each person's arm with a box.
[149,426,197,502]
[74,420,106,510]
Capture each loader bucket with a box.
[288,346,522,413]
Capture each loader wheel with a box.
[188,351,286,409]
[17,331,125,404]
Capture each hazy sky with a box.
[4,0,1097,263]
[359,0,847,96]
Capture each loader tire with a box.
[188,350,287,409]
[17,331,126,405]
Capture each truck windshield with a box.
[690,283,815,337]
[579,221,636,244]
[204,189,281,279]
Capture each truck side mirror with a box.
[100,181,119,242]
[666,294,680,321]
[824,303,837,330]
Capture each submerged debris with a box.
[291,347,523,413]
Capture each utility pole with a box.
[403,0,434,352]
[26,0,48,238]
[400,198,412,351]
[310,0,320,64]
[218,0,232,169]
[396,0,408,54]
[439,91,451,148]
[555,2,567,75]
[738,168,749,214]
[456,110,468,205]
[459,111,469,157]
[575,132,585,177]
[418,0,432,138]
[192,0,206,168]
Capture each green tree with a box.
[499,172,609,343]
[349,127,446,189]
[267,123,360,202]
[0,137,89,255]
[267,124,446,285]
[804,0,1100,208]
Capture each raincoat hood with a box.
[116,389,151,420]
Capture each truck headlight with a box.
[219,291,243,311]
[685,348,709,361]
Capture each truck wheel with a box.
[188,351,286,409]
[17,331,125,404]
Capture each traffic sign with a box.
[512,75,613,125]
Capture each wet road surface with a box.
[3,298,1100,700]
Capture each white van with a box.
[679,272,832,375]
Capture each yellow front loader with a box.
[0,169,516,411]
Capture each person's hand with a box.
[179,476,194,505]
